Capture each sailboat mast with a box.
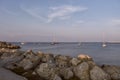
[102,32,105,43]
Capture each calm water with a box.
[13,42,120,65]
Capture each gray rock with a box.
[36,51,44,58]
[73,62,90,80]
[53,74,62,80]
[36,63,60,80]
[19,59,33,70]
[35,63,50,79]
[0,51,22,60]
[59,68,73,79]
[55,55,70,68]
[18,50,40,70]
[90,66,111,80]
[41,53,54,63]
[102,65,120,80]
[87,61,96,70]
[70,58,81,66]
[0,51,24,68]
[0,41,20,49]
[1,55,24,69]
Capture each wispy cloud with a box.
[1,7,18,16]
[47,5,88,22]
[20,5,88,23]
[76,20,84,24]
[20,5,47,22]
[110,19,120,26]
[103,19,120,27]
[76,19,120,28]
[72,20,84,26]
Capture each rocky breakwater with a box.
[0,41,26,80]
[0,41,20,49]
[0,41,21,54]
[0,42,120,80]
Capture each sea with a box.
[12,42,120,65]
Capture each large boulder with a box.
[0,51,24,68]
[73,62,90,80]
[70,58,81,66]
[0,50,22,59]
[18,50,40,70]
[52,74,62,80]
[87,61,96,70]
[102,65,120,80]
[55,55,71,68]
[78,54,92,61]
[59,68,73,79]
[36,51,44,58]
[90,66,111,80]
[41,53,55,63]
[35,63,61,80]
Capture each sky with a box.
[0,0,120,42]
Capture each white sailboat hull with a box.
[102,43,107,47]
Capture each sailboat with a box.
[102,42,107,47]
[102,32,107,47]
[51,42,59,45]
[51,35,59,45]
[21,42,25,45]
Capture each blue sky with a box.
[0,0,120,42]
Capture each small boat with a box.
[51,42,59,45]
[21,42,25,45]
[51,35,59,45]
[102,32,107,47]
[102,43,107,47]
